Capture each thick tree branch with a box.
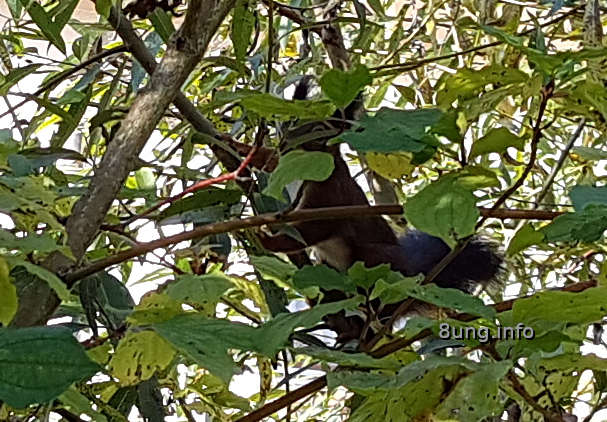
[103,3,218,137]
[67,0,236,261]
[11,0,236,327]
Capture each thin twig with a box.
[0,46,127,119]
[66,205,561,284]
[65,204,402,284]
[535,118,585,207]
[479,79,555,226]
[118,145,258,227]
[371,5,583,76]
[266,0,274,94]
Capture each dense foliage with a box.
[2,0,607,420]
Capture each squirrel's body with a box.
[258,79,502,344]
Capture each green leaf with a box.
[540,205,607,242]
[79,272,135,331]
[17,147,87,168]
[0,130,18,162]
[436,361,512,420]
[51,86,92,148]
[479,26,565,74]
[128,293,184,325]
[293,265,356,294]
[538,353,607,372]
[405,176,479,247]
[159,188,242,219]
[509,330,573,358]
[0,64,41,96]
[437,64,527,108]
[166,272,233,306]
[7,154,33,176]
[469,127,526,158]
[6,0,23,19]
[297,346,402,370]
[366,0,385,16]
[513,287,607,329]
[241,93,334,120]
[369,276,418,304]
[159,204,230,226]
[49,0,78,30]
[453,166,500,189]
[59,386,108,422]
[433,111,463,142]
[569,82,607,123]
[507,223,544,255]
[18,0,66,53]
[257,297,361,354]
[0,326,99,408]
[201,56,250,75]
[396,315,438,338]
[131,32,162,92]
[328,355,476,393]
[135,167,156,190]
[347,262,402,290]
[570,185,607,211]
[0,257,17,326]
[0,175,57,204]
[8,261,71,301]
[149,7,176,43]
[0,231,60,254]
[250,255,298,284]
[263,151,334,201]
[29,96,76,126]
[94,0,111,17]
[571,146,607,161]
[319,66,372,108]
[347,368,452,421]
[154,298,361,383]
[231,0,255,62]
[372,280,496,319]
[340,108,443,162]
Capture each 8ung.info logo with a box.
[438,322,535,344]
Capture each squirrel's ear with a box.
[293,76,313,100]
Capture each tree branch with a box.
[11,0,237,327]
[65,204,563,284]
[479,79,555,224]
[66,0,236,261]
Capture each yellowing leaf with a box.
[0,257,17,325]
[87,341,112,366]
[366,152,415,179]
[128,293,184,325]
[108,331,175,386]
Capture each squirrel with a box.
[256,79,503,345]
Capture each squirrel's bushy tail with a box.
[398,230,503,292]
